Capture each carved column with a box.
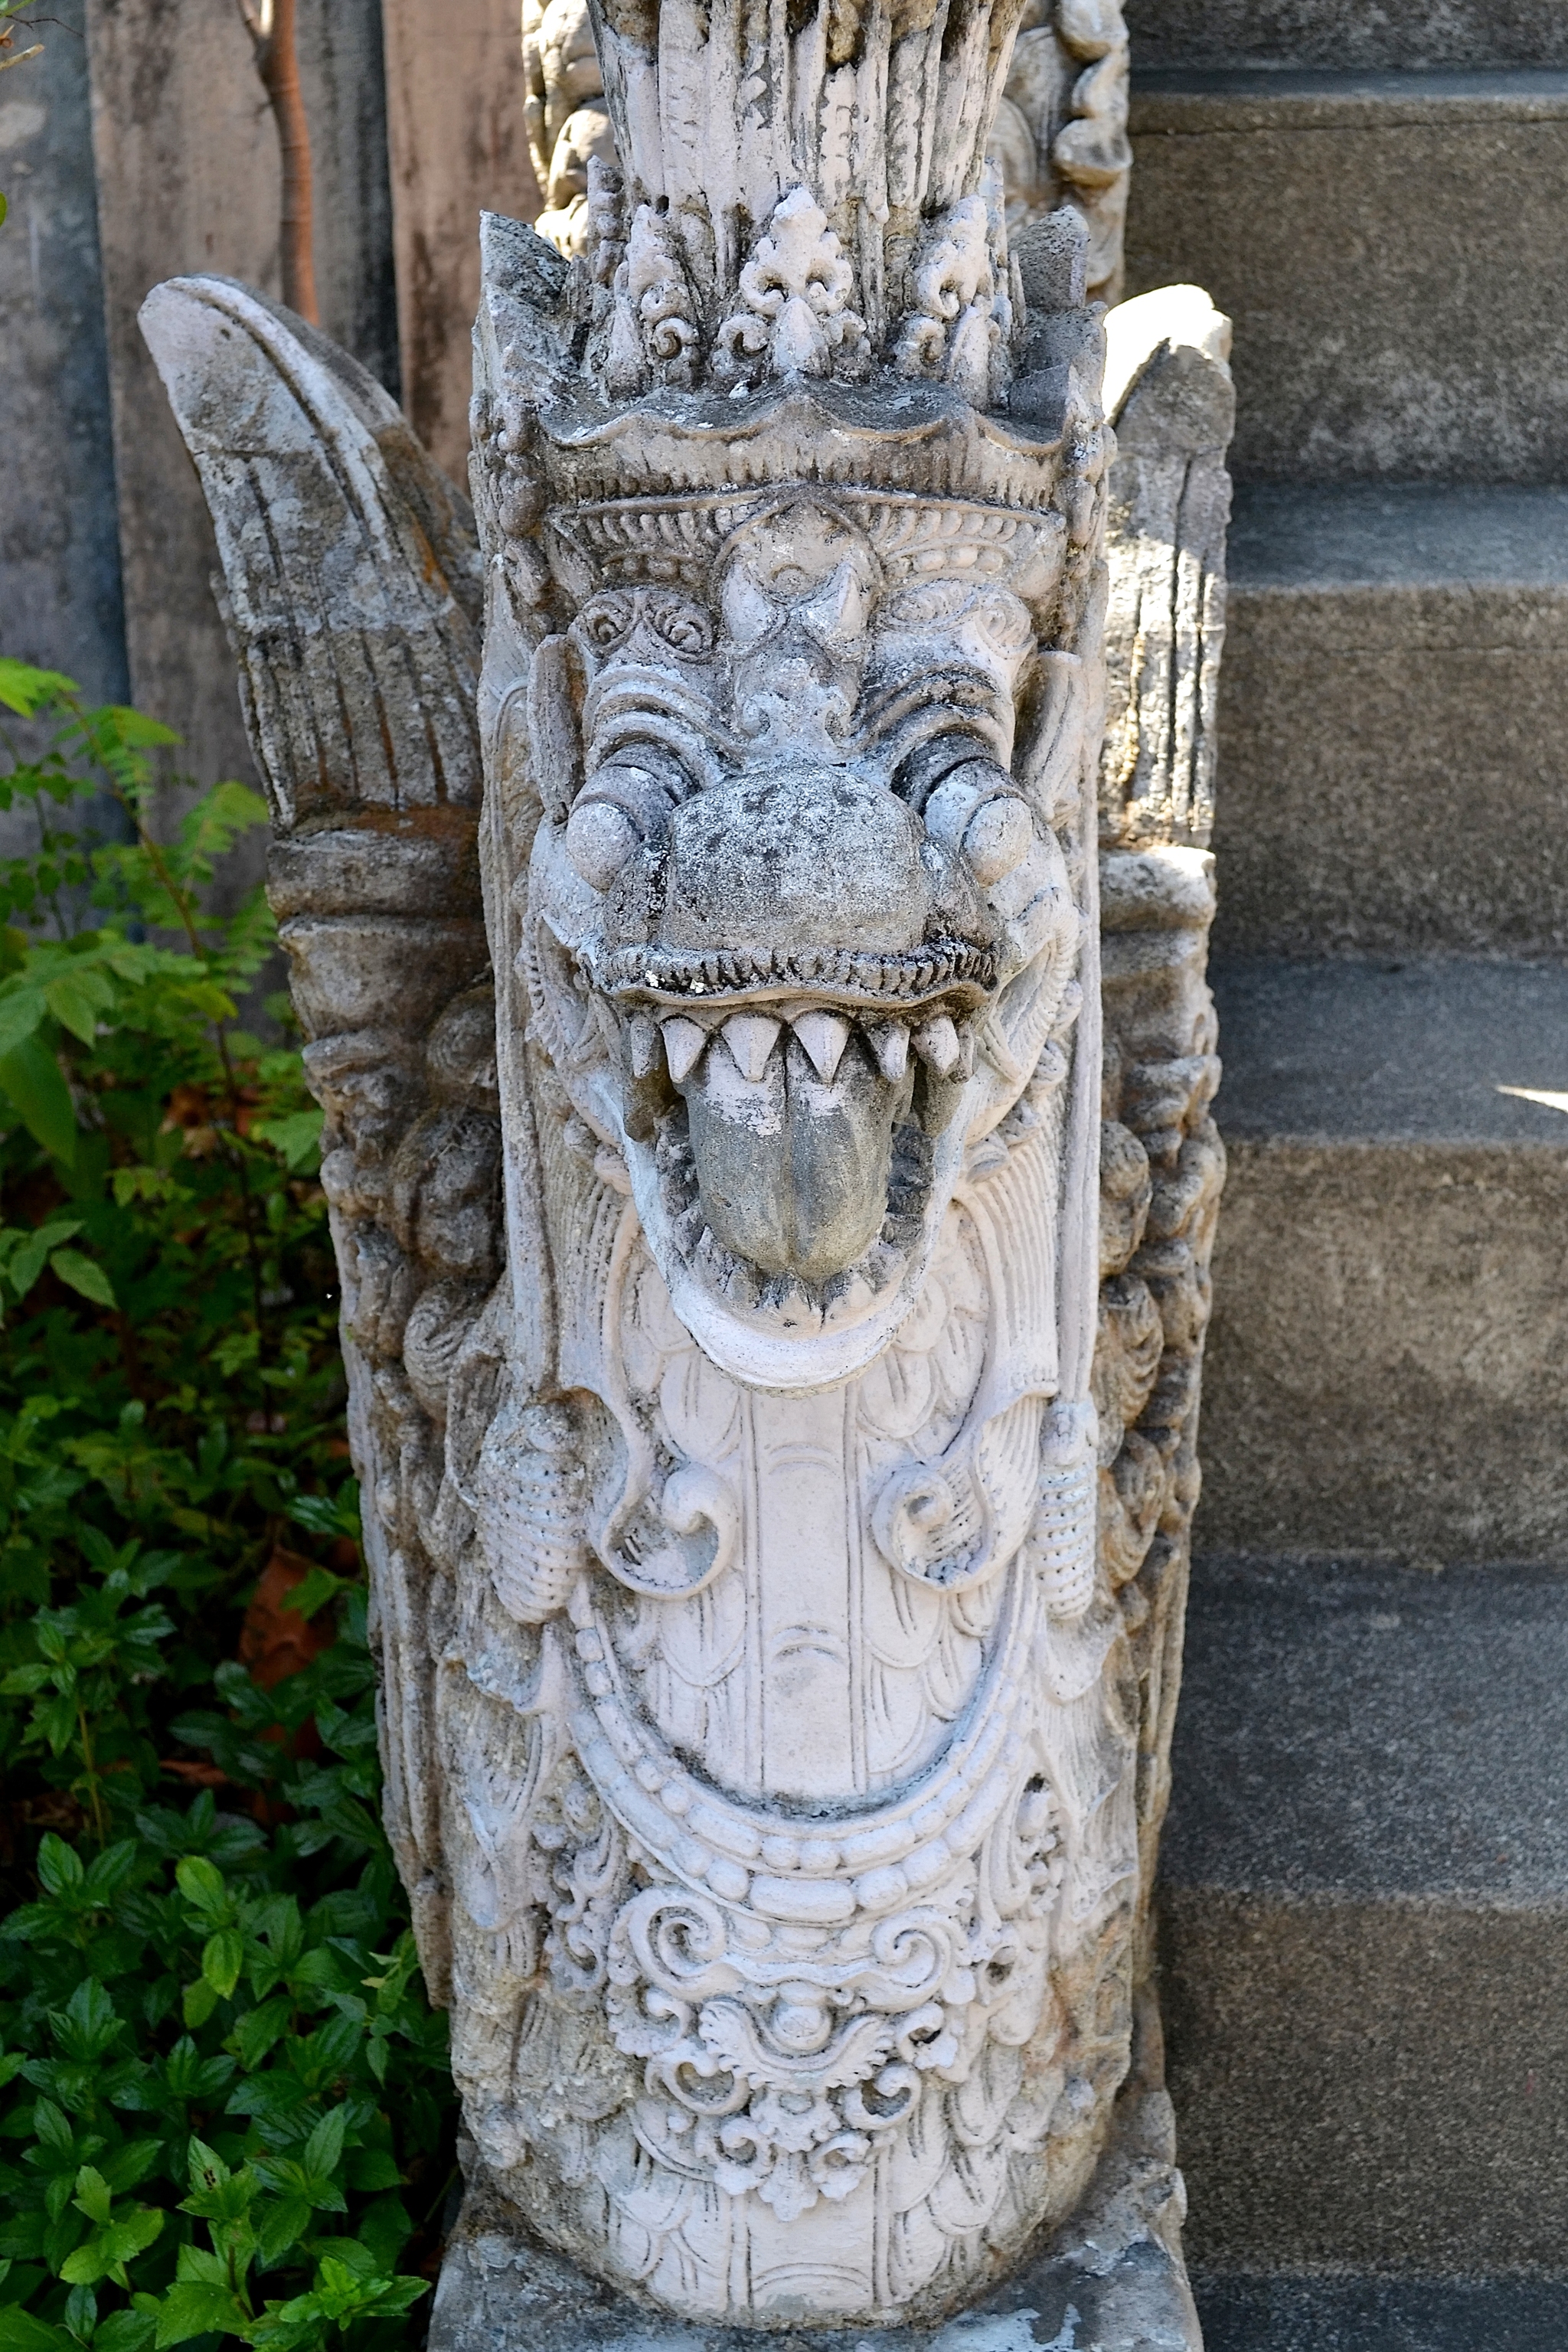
[995,0,1132,303]
[142,0,1224,2339]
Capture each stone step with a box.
[1159,1553,1568,2276]
[1125,70,1568,482]
[1198,955,1568,1563]
[1194,2272,1568,2352]
[1210,483,1568,962]
[1125,0,1568,72]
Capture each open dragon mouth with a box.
[606,965,991,1341]
[531,737,1073,1378]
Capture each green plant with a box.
[0,662,456,2348]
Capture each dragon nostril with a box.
[963,795,1032,885]
[567,799,641,890]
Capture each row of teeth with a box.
[631,1005,978,1089]
[603,942,995,999]
[653,1116,936,1329]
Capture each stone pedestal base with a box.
[430,2087,1202,2351]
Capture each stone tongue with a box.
[680,1016,895,1285]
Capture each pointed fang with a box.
[791,1008,852,1083]
[721,1011,783,1082]
[870,1023,910,1083]
[662,1018,708,1085]
[913,1014,962,1079]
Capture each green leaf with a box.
[104,709,179,751]
[345,2148,403,2190]
[180,1978,218,2032]
[30,2100,72,2156]
[0,1037,74,1165]
[72,2167,113,2226]
[279,1566,341,1622]
[35,1836,83,1897]
[0,1666,52,1697]
[234,1998,291,2072]
[51,1980,126,2065]
[173,1857,226,1914]
[59,2203,162,2284]
[41,968,114,1048]
[0,2308,72,2349]
[299,2105,347,2185]
[47,1250,115,1309]
[0,661,75,720]
[172,2248,227,2287]
[253,2197,310,2269]
[250,1108,322,1172]
[201,1928,243,2001]
[152,2279,252,2349]
[8,1220,81,1297]
[0,991,43,1065]
[95,2314,156,2352]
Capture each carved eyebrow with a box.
[854,672,1014,773]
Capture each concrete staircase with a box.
[1122,10,1568,2344]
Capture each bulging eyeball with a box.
[962,794,1033,886]
[566,798,640,891]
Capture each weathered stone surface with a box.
[1211,483,1568,960]
[1161,1557,1568,2275]
[1168,1894,1568,2272]
[1123,0,1568,70]
[144,0,1241,2324]
[994,0,1132,302]
[143,58,1170,2340]
[0,33,127,703]
[1165,1556,1568,1903]
[1125,71,1568,484]
[430,2068,1200,2349]
[1198,957,1568,1564]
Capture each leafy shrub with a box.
[0,662,456,2349]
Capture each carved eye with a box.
[580,595,635,649]
[648,599,714,655]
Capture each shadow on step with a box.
[1194,2271,1568,2352]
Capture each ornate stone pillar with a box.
[142,0,1227,2340]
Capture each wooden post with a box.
[381,0,539,485]
[83,0,395,815]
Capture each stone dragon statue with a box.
[142,0,1230,2338]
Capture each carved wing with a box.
[141,277,496,1997]
[1095,283,1233,1870]
[1101,283,1234,853]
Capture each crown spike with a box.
[585,0,1028,377]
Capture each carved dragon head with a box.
[521,468,1089,1387]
